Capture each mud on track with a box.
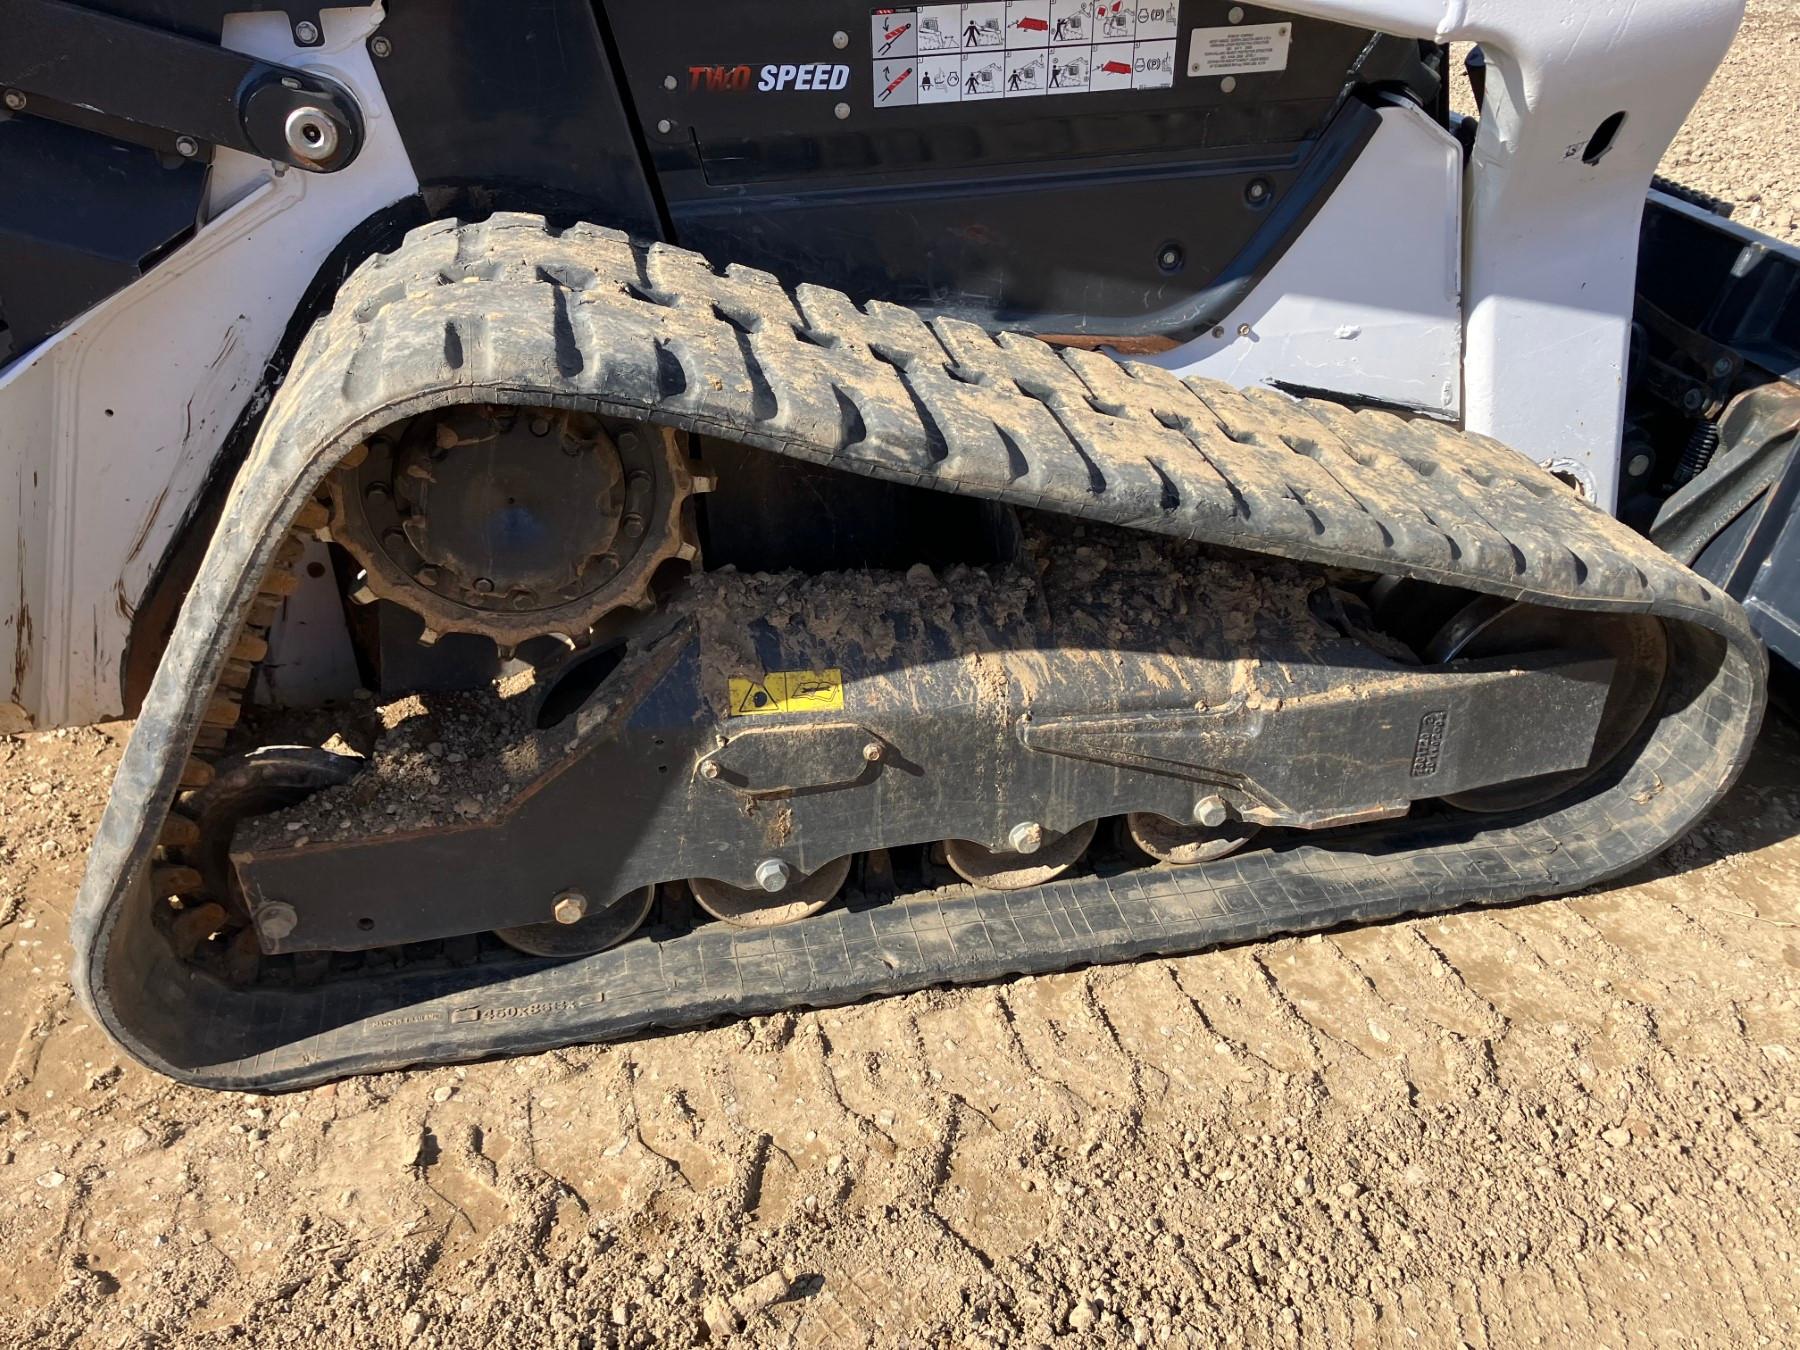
[6,6,1800,1343]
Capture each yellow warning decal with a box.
[728,668,845,717]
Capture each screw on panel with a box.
[175,135,201,158]
[1711,355,1735,378]
[664,74,678,90]
[1008,822,1046,855]
[755,859,793,893]
[2,89,25,112]
[1193,795,1230,828]
[1221,76,1238,94]
[700,760,722,780]
[257,902,300,943]
[657,119,674,134]
[835,103,851,120]
[862,741,884,763]
[294,19,321,44]
[1245,179,1271,205]
[552,891,589,925]
[370,35,393,58]
[833,30,850,49]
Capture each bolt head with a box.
[1008,822,1046,855]
[472,576,494,594]
[415,565,441,586]
[622,513,646,540]
[700,760,722,780]
[370,35,393,58]
[835,102,851,121]
[1221,75,1239,94]
[1712,355,1735,378]
[657,119,674,134]
[553,891,589,925]
[294,19,320,43]
[862,741,884,763]
[3,89,26,112]
[833,29,850,49]
[664,74,678,89]
[1627,453,1653,478]
[1229,5,1246,21]
[1194,795,1230,829]
[530,416,551,437]
[175,135,200,158]
[755,859,792,893]
[257,902,299,943]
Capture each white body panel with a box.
[0,0,1748,731]
[1155,102,1464,416]
[0,8,416,730]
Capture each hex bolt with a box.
[1221,75,1239,95]
[552,890,589,925]
[618,431,641,452]
[365,481,391,502]
[294,19,320,43]
[1627,453,1653,478]
[530,416,551,436]
[835,103,851,120]
[1008,821,1047,855]
[1683,388,1706,412]
[1157,243,1185,273]
[700,760,722,780]
[415,565,441,586]
[257,902,299,943]
[862,741,885,763]
[3,89,26,112]
[755,859,793,893]
[657,118,674,134]
[622,513,646,539]
[472,576,494,594]
[175,135,200,158]
[1229,5,1246,21]
[1246,179,1271,205]
[370,35,393,58]
[1712,355,1735,378]
[833,29,850,48]
[664,74,679,90]
[1194,795,1231,829]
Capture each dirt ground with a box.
[6,8,1800,1347]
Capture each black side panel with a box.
[602,1,1434,338]
[369,0,662,237]
[0,115,204,354]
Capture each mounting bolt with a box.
[175,135,200,158]
[1221,75,1239,95]
[1711,355,1735,379]
[1682,388,1706,412]
[755,859,792,893]
[1194,795,1230,829]
[664,74,678,90]
[621,513,646,539]
[415,565,441,586]
[2,89,26,112]
[657,118,674,134]
[552,890,589,925]
[835,102,851,121]
[472,576,494,594]
[1008,822,1046,855]
[530,416,551,436]
[1627,453,1653,478]
[700,760,722,780]
[370,35,393,58]
[862,741,884,763]
[284,106,340,164]
[1246,179,1272,206]
[257,902,299,943]
[1228,5,1245,20]
[833,29,849,49]
[294,19,321,44]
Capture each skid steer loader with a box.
[2,1,1794,1088]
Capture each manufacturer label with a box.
[729,669,846,717]
[1411,710,1449,778]
[872,2,1180,106]
[1186,21,1291,77]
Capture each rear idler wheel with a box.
[1427,598,1670,814]
[690,855,854,929]
[945,820,1099,891]
[495,884,658,957]
[1125,812,1260,866]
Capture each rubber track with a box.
[71,215,1767,1088]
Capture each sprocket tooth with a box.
[169,902,228,960]
[178,759,217,790]
[231,634,271,663]
[151,864,204,897]
[293,500,331,532]
[260,570,302,598]
[159,814,202,849]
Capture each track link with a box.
[72,214,1767,1088]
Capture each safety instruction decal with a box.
[1185,22,1291,77]
[870,2,1180,107]
[728,669,846,717]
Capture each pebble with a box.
[1070,1300,1100,1332]
[37,1170,66,1188]
[1603,1128,1634,1148]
